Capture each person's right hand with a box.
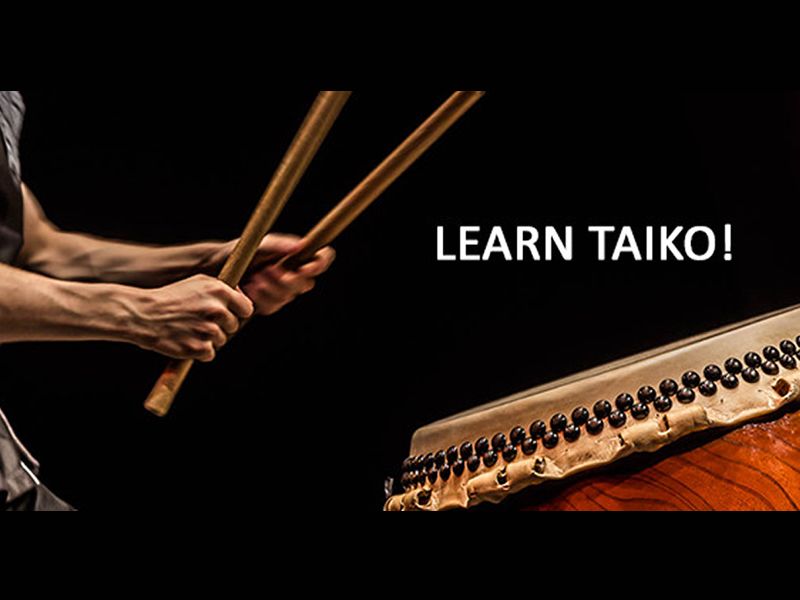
[130,275,254,362]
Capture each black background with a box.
[3,90,800,512]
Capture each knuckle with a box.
[194,275,216,289]
[194,344,214,362]
[204,302,226,319]
[197,322,215,336]
[205,279,228,295]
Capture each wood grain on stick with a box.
[285,91,485,269]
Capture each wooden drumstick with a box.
[147,91,484,416]
[284,91,485,269]
[144,91,351,417]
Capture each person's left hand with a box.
[237,233,335,316]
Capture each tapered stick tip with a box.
[144,388,175,417]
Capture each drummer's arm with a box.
[17,184,335,315]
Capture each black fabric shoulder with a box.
[0,139,23,265]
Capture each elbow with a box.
[18,183,62,273]
[17,224,60,274]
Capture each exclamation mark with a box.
[724,224,732,261]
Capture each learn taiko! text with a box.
[436,225,733,262]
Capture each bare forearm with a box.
[15,184,334,319]
[26,230,231,287]
[18,183,233,287]
[0,263,144,344]
[0,262,258,363]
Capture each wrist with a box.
[53,280,153,345]
[105,284,156,346]
[197,240,237,276]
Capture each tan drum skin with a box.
[386,304,800,511]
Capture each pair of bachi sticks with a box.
[145,91,486,417]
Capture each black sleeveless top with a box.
[0,92,35,506]
[0,139,23,264]
[0,91,24,265]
